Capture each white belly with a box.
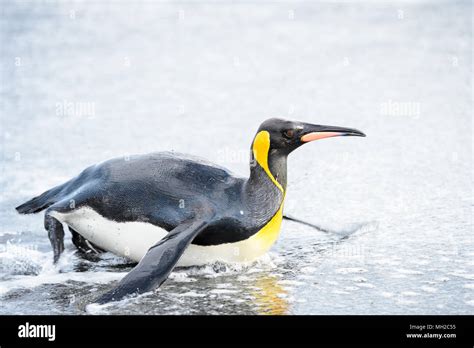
[50,207,278,266]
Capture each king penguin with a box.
[16,118,365,303]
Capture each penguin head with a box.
[254,118,366,157]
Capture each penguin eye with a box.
[283,129,295,139]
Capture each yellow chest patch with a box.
[179,204,284,266]
[241,201,284,259]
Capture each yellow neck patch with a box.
[252,131,284,193]
[249,131,285,256]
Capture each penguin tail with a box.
[16,183,66,214]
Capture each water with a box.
[0,1,472,314]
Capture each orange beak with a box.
[300,125,365,143]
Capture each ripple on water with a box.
[380,292,394,298]
[357,283,375,289]
[0,271,127,298]
[210,289,240,294]
[168,272,196,283]
[449,272,474,280]
[397,269,424,275]
[277,280,304,286]
[420,286,438,293]
[397,298,418,305]
[181,291,206,298]
[335,268,368,274]
[401,291,419,297]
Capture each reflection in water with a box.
[252,275,288,315]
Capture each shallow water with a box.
[0,1,472,314]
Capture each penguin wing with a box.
[94,215,213,304]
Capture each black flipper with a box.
[44,214,65,263]
[283,214,332,233]
[94,216,212,304]
[70,227,105,255]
